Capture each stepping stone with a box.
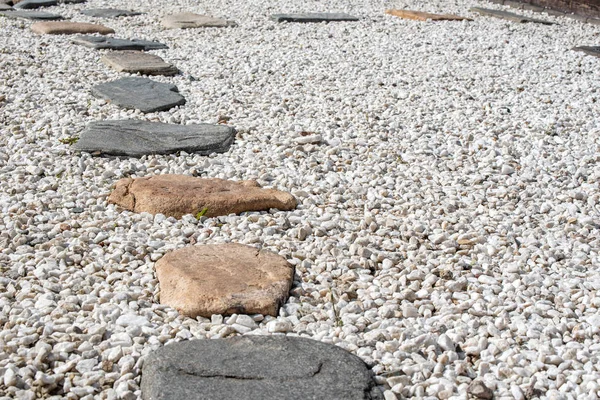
[101,51,178,76]
[91,77,185,113]
[469,7,555,24]
[385,9,471,21]
[161,12,236,29]
[72,35,168,51]
[0,4,13,10]
[573,46,600,57]
[13,0,56,9]
[81,8,142,18]
[155,243,295,317]
[109,175,297,218]
[73,120,235,157]
[0,10,62,19]
[31,21,115,35]
[271,13,359,23]
[141,336,383,400]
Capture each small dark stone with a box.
[81,8,142,18]
[71,35,168,51]
[468,380,494,400]
[141,336,383,400]
[0,10,62,19]
[470,7,555,24]
[13,0,56,9]
[271,13,359,23]
[71,207,84,213]
[91,77,185,113]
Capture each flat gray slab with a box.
[573,46,600,57]
[0,4,13,11]
[469,7,554,24]
[271,13,359,23]
[101,51,178,76]
[92,77,185,113]
[0,10,62,19]
[72,35,168,51]
[81,8,142,18]
[161,12,236,29]
[74,120,236,157]
[140,336,383,400]
[13,0,56,9]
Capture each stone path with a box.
[72,35,168,50]
[385,9,471,21]
[271,13,359,23]
[101,51,178,76]
[161,12,236,29]
[155,243,295,318]
[141,336,383,400]
[0,9,62,19]
[469,6,555,24]
[31,21,115,34]
[73,120,235,156]
[91,77,185,113]
[81,8,142,18]
[109,175,296,218]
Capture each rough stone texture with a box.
[155,243,295,317]
[469,7,555,24]
[141,336,383,400]
[0,4,13,10]
[108,175,297,218]
[271,13,359,22]
[13,0,55,9]
[161,12,236,29]
[71,35,168,50]
[31,21,115,34]
[385,9,472,21]
[468,380,494,399]
[81,8,142,18]
[91,77,185,113]
[0,10,62,19]
[73,120,235,157]
[573,45,600,56]
[101,51,178,76]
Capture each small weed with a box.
[59,137,79,145]
[195,207,209,219]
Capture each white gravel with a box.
[1,0,600,399]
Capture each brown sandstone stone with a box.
[161,12,236,29]
[385,9,472,21]
[31,21,115,34]
[108,174,297,218]
[155,243,295,317]
[101,51,178,76]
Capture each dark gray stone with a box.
[0,10,62,19]
[13,0,56,9]
[72,35,168,51]
[81,8,142,18]
[573,46,600,57]
[271,13,359,23]
[91,77,185,113]
[469,7,555,24]
[74,120,235,157]
[140,336,383,400]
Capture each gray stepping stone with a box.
[271,13,359,23]
[469,7,555,24]
[73,120,235,157]
[101,51,178,76]
[141,336,383,400]
[0,4,13,11]
[13,0,56,9]
[573,46,600,57]
[91,77,185,113]
[81,8,142,18]
[0,10,62,19]
[72,35,168,51]
[161,12,236,29]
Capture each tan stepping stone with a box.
[101,51,178,76]
[31,21,115,34]
[155,243,295,317]
[385,9,472,21]
[108,174,297,218]
[161,12,236,29]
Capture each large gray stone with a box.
[81,8,142,18]
[469,7,555,24]
[141,336,383,400]
[13,0,56,9]
[101,51,178,76]
[73,120,235,157]
[0,10,62,19]
[71,35,168,51]
[573,46,600,57]
[0,4,13,11]
[161,12,236,29]
[91,77,185,113]
[271,13,359,23]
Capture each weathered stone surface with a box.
[141,336,383,400]
[109,175,297,218]
[0,4,13,10]
[101,51,178,76]
[385,9,471,21]
[155,243,294,317]
[91,77,185,113]
[468,380,494,399]
[573,45,600,57]
[271,13,359,22]
[469,7,555,24]
[161,12,236,29]
[71,35,168,51]
[73,120,235,157]
[31,21,115,34]
[13,0,55,9]
[81,8,142,18]
[0,10,62,19]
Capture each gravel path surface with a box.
[1,0,600,399]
